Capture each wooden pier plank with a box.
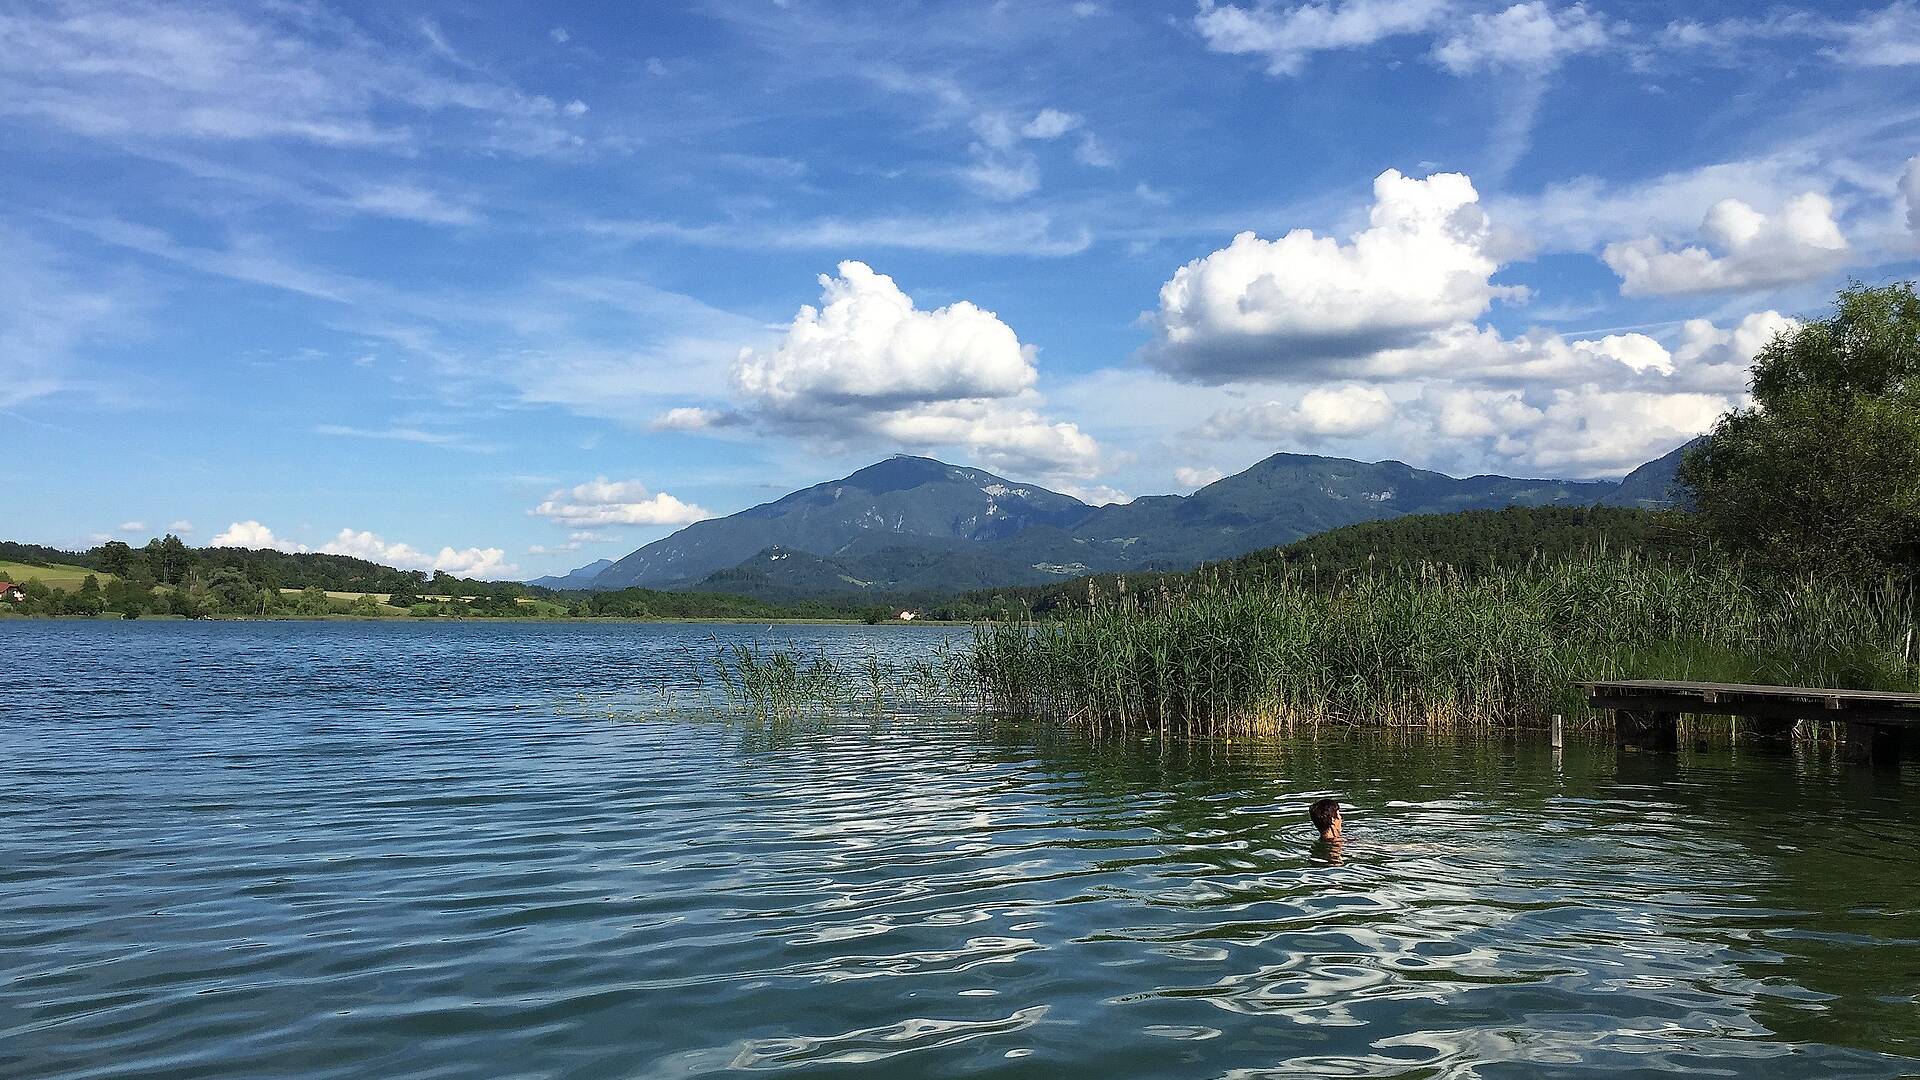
[1579,678,1919,761]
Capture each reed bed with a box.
[969,554,1920,734]
[709,642,980,721]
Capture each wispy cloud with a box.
[0,0,594,156]
[313,424,497,452]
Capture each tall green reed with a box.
[970,553,1919,733]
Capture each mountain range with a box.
[536,443,1694,599]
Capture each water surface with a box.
[5,621,1918,1078]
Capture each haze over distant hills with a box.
[537,442,1695,599]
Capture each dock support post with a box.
[1616,709,1679,752]
[1551,713,1563,749]
[1845,722,1905,766]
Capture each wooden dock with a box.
[1580,679,1919,763]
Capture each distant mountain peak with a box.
[571,441,1696,596]
[839,455,970,494]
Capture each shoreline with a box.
[0,613,967,626]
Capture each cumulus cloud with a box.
[736,262,1035,409]
[1903,157,1920,234]
[1201,384,1396,441]
[1146,170,1522,382]
[318,529,515,579]
[731,262,1103,480]
[1194,0,1450,76]
[1419,385,1730,474]
[169,520,195,533]
[1432,2,1612,73]
[210,520,306,551]
[1601,193,1848,295]
[117,520,146,533]
[207,521,516,577]
[533,478,713,527]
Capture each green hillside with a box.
[930,505,1703,619]
[0,560,112,590]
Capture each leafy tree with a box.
[1680,283,1920,574]
[71,575,106,617]
[206,567,257,613]
[145,534,194,585]
[296,585,333,616]
[97,541,135,576]
[346,594,381,617]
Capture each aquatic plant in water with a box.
[968,553,1919,734]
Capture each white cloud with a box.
[1426,385,1729,474]
[313,424,486,450]
[210,520,307,552]
[1146,170,1522,382]
[168,520,195,533]
[962,157,1041,200]
[960,107,1096,199]
[735,261,1037,411]
[1669,311,1797,392]
[346,184,478,226]
[1663,5,1920,67]
[533,478,714,527]
[731,262,1104,480]
[318,528,427,568]
[1054,482,1131,506]
[1602,193,1849,296]
[589,212,1093,257]
[649,406,746,431]
[1194,0,1450,76]
[1903,157,1920,234]
[1432,2,1612,74]
[0,1,590,156]
[549,27,570,43]
[207,520,516,577]
[1828,1,1920,66]
[1020,108,1081,140]
[317,528,516,579]
[1174,465,1225,489]
[0,227,141,407]
[1201,384,1396,440]
[117,521,147,533]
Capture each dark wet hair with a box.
[1309,798,1341,834]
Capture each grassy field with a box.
[0,561,113,590]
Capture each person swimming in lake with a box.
[1309,798,1345,863]
[1309,798,1342,841]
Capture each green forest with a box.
[0,535,864,620]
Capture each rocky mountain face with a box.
[541,446,1694,597]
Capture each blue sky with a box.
[5,0,1919,579]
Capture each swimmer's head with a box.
[1309,798,1342,840]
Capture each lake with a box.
[5,620,1918,1078]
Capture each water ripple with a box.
[3,620,1918,1079]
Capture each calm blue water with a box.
[4,620,1918,1079]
